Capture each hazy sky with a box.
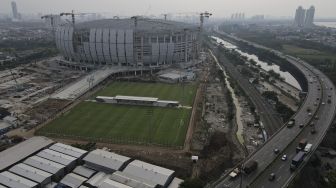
[1,0,336,18]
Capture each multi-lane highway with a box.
[212,48,282,136]
[210,31,336,188]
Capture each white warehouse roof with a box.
[24,155,65,175]
[49,143,87,158]
[72,165,96,178]
[0,171,38,188]
[83,149,131,172]
[115,95,158,102]
[86,172,109,187]
[60,173,87,188]
[99,178,132,188]
[9,163,52,184]
[0,136,54,171]
[37,149,76,166]
[110,171,156,188]
[123,160,175,186]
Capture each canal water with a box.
[211,36,302,90]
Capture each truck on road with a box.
[296,138,308,152]
[243,160,258,174]
[290,151,306,171]
[304,143,313,153]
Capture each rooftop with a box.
[75,18,197,33]
[72,165,96,178]
[123,160,175,186]
[99,178,132,188]
[37,149,76,166]
[49,143,87,158]
[0,136,54,171]
[60,173,87,188]
[0,171,38,188]
[83,149,131,172]
[9,163,52,183]
[23,155,65,174]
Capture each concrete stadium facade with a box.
[55,18,200,67]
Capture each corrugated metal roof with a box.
[110,171,156,188]
[37,149,76,166]
[72,166,96,178]
[44,182,58,188]
[86,172,109,187]
[23,156,65,174]
[60,173,87,188]
[0,136,54,171]
[115,95,158,102]
[83,149,130,171]
[0,171,38,188]
[9,163,52,183]
[49,143,87,158]
[122,160,175,186]
[98,178,132,188]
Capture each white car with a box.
[281,155,287,161]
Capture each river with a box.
[211,36,302,90]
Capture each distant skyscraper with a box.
[11,1,20,19]
[294,6,305,27]
[304,6,315,27]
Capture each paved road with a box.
[211,32,336,188]
[212,48,283,136]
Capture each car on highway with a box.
[310,122,315,127]
[274,148,280,154]
[308,112,312,116]
[269,173,276,181]
[299,123,304,128]
[315,115,319,120]
[281,155,287,161]
[322,102,326,105]
[311,128,317,134]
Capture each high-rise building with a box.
[304,6,315,27]
[11,1,18,18]
[294,6,305,27]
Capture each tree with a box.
[179,178,205,188]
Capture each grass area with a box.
[38,82,198,147]
[94,82,197,106]
[37,102,191,147]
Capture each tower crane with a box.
[60,10,96,26]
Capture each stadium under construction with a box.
[55,18,201,67]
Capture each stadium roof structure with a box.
[122,160,175,186]
[9,163,52,184]
[75,18,198,33]
[83,149,131,172]
[0,171,38,188]
[0,136,54,171]
[23,155,65,174]
[49,143,88,158]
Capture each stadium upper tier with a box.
[55,18,200,67]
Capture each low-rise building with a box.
[9,163,52,187]
[59,173,87,188]
[49,143,87,159]
[72,165,96,179]
[0,171,38,188]
[23,155,65,178]
[122,160,175,187]
[37,149,77,170]
[83,149,131,173]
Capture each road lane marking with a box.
[277,176,282,182]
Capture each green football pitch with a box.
[94,81,197,106]
[37,82,197,147]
